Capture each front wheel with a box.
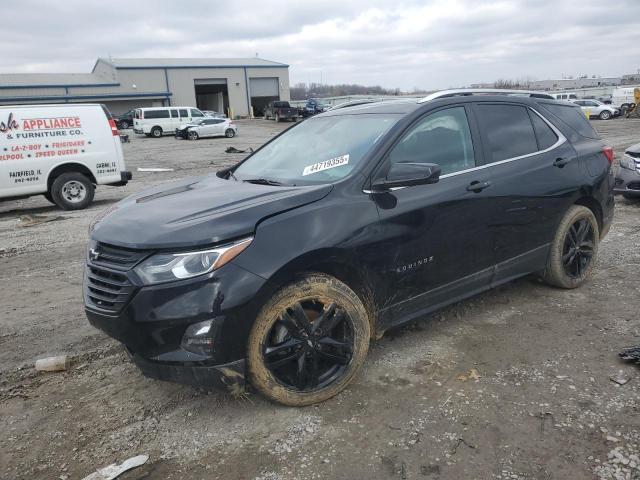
[599,110,612,120]
[50,172,95,210]
[542,205,599,289]
[225,128,235,138]
[187,130,199,140]
[247,273,370,406]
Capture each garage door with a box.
[250,77,279,97]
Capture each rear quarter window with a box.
[539,103,599,139]
[529,110,558,150]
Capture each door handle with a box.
[553,157,571,168]
[466,180,492,192]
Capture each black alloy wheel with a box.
[263,300,354,392]
[562,218,595,279]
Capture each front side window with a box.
[191,109,204,118]
[234,114,401,185]
[478,104,538,163]
[387,107,475,176]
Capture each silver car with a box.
[175,118,237,140]
[572,99,619,120]
[615,143,640,199]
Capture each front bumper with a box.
[84,249,267,392]
[129,350,246,393]
[614,165,640,197]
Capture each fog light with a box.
[181,319,218,356]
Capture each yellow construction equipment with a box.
[625,87,640,118]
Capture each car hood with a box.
[90,175,332,249]
[626,142,640,155]
[177,123,200,130]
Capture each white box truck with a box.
[0,104,131,210]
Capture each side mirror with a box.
[371,163,441,192]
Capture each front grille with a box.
[85,242,149,312]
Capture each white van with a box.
[133,107,206,137]
[0,104,131,210]
[552,93,578,101]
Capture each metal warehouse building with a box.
[0,57,290,118]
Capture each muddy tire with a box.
[247,273,370,406]
[542,205,599,289]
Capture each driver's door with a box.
[370,105,496,330]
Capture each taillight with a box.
[108,119,119,136]
[603,146,614,164]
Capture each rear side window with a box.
[478,104,538,163]
[170,109,178,118]
[144,110,170,119]
[540,103,599,139]
[529,111,558,150]
[179,109,188,117]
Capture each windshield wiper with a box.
[242,178,285,186]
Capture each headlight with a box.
[134,237,253,285]
[620,154,638,171]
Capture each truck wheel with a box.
[542,205,599,289]
[120,120,129,129]
[50,172,95,210]
[225,128,235,138]
[599,110,612,120]
[275,114,280,123]
[247,273,370,406]
[151,127,162,138]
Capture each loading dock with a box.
[194,79,229,115]
[250,77,280,116]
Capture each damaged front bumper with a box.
[128,349,246,394]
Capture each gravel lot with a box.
[1,118,639,480]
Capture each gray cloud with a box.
[1,0,639,90]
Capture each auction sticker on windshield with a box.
[302,154,349,176]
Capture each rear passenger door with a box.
[472,102,581,284]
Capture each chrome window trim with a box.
[363,106,566,193]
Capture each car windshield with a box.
[233,114,401,185]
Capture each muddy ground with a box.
[1,118,639,480]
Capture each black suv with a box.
[84,91,614,406]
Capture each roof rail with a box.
[418,88,555,103]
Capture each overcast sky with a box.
[3,0,640,90]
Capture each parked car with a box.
[615,142,640,198]
[133,107,206,137]
[571,99,619,120]
[114,109,136,129]
[264,101,298,122]
[84,91,614,406]
[203,110,226,118]
[301,98,328,117]
[0,103,131,210]
[175,117,237,140]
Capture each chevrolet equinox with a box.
[84,90,614,406]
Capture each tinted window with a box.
[541,103,599,139]
[179,109,188,117]
[388,107,475,175]
[170,109,178,118]
[191,109,204,118]
[144,109,170,119]
[529,111,558,150]
[478,104,537,162]
[574,100,585,106]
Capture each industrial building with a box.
[0,57,290,117]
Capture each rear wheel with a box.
[43,191,55,204]
[151,126,162,138]
[225,128,235,138]
[599,110,612,120]
[248,273,370,406]
[120,120,129,129]
[50,172,95,210]
[542,205,599,289]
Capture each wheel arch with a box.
[248,249,379,339]
[573,195,603,233]
[47,162,97,190]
